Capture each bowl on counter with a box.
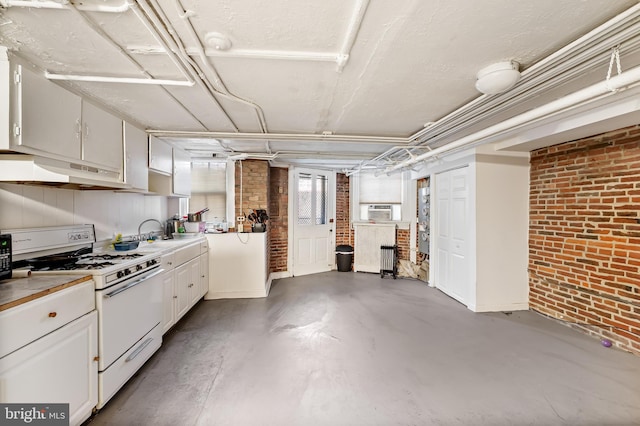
[114,241,140,251]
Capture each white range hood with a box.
[0,154,130,189]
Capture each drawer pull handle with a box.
[93,356,100,362]
[48,312,57,318]
[126,338,153,363]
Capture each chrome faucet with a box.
[138,218,164,241]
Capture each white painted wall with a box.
[0,183,168,241]
[472,155,530,312]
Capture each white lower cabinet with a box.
[0,310,98,426]
[175,261,193,321]
[200,250,209,298]
[161,240,209,333]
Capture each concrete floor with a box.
[87,272,640,426]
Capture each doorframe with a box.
[287,167,337,275]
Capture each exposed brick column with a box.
[335,173,353,247]
[529,125,640,354]
[269,167,288,273]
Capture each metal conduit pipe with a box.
[384,64,640,174]
[372,3,640,167]
[131,0,239,131]
[336,0,370,72]
[174,0,268,132]
[64,3,207,128]
[3,0,130,12]
[410,31,640,153]
[146,129,407,144]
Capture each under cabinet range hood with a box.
[0,154,130,189]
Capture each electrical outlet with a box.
[237,216,245,222]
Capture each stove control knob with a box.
[136,264,143,271]
[117,271,125,279]
[124,269,131,276]
[147,259,157,267]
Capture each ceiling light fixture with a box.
[475,61,521,95]
[204,32,232,51]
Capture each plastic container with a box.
[114,241,139,251]
[336,245,354,272]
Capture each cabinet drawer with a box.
[98,323,162,408]
[161,252,175,270]
[0,280,95,358]
[174,242,200,266]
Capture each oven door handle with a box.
[126,337,154,362]
[104,268,164,298]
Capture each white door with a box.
[435,167,469,305]
[291,168,336,276]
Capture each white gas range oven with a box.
[6,224,163,409]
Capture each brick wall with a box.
[269,167,288,273]
[396,229,410,261]
[529,125,640,354]
[235,160,269,220]
[336,173,353,247]
[234,160,271,273]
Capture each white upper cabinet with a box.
[148,140,191,197]
[12,62,82,160]
[81,100,123,172]
[7,59,124,173]
[172,147,191,197]
[148,136,173,175]
[123,122,148,191]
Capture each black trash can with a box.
[336,245,354,272]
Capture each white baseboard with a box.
[469,302,529,313]
[270,271,292,280]
[205,289,268,300]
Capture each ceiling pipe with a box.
[384,63,640,174]
[133,0,240,131]
[1,0,130,12]
[44,72,194,86]
[173,0,268,132]
[336,0,370,72]
[362,3,640,172]
[61,2,209,128]
[148,130,407,145]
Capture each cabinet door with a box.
[148,136,172,175]
[189,257,201,307]
[15,64,82,160]
[175,263,191,320]
[172,147,191,197]
[200,252,209,298]
[0,311,98,426]
[123,122,149,190]
[161,271,176,334]
[82,100,123,171]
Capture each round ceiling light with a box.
[475,61,521,95]
[204,32,232,51]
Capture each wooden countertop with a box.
[0,274,93,312]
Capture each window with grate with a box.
[297,173,312,225]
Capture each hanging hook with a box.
[606,44,622,92]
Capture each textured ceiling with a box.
[0,0,639,169]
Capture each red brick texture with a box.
[336,173,353,247]
[269,167,288,273]
[234,160,271,273]
[529,125,640,354]
[396,229,410,261]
